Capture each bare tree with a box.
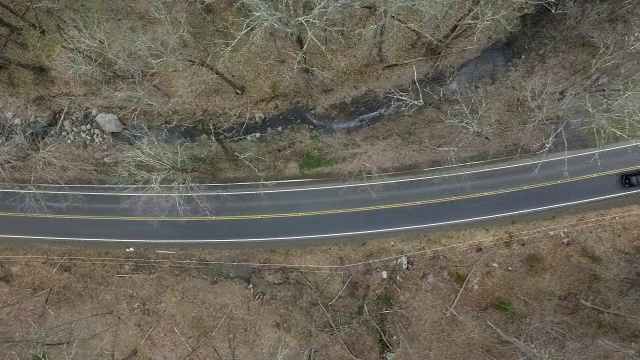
[0,122,29,183]
[182,2,247,94]
[361,0,529,67]
[359,0,453,56]
[0,120,90,213]
[0,54,47,75]
[387,65,425,113]
[0,1,44,33]
[579,76,640,146]
[0,12,22,33]
[119,127,215,217]
[232,0,352,72]
[0,1,48,75]
[442,90,492,136]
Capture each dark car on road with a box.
[622,172,640,187]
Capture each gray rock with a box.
[397,256,408,270]
[385,353,396,360]
[13,118,22,125]
[30,110,55,127]
[95,113,123,133]
[255,112,265,122]
[5,112,14,120]
[80,125,87,131]
[426,273,435,283]
[63,120,72,130]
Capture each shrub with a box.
[298,152,334,172]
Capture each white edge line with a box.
[6,140,638,189]
[1,142,638,196]
[7,150,546,188]
[2,189,639,243]
[4,148,554,188]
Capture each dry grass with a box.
[0,0,637,184]
[0,202,639,359]
[0,0,528,122]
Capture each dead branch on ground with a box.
[328,273,353,305]
[174,326,192,353]
[38,287,52,317]
[227,321,238,360]
[597,339,639,358]
[364,303,394,352]
[487,321,550,359]
[140,320,159,345]
[317,300,361,360]
[446,249,493,316]
[396,323,416,360]
[579,299,640,321]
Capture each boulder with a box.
[95,113,123,133]
[425,273,435,283]
[30,110,55,127]
[397,256,408,270]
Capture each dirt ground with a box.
[0,203,638,359]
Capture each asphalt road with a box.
[1,142,639,243]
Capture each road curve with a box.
[1,142,639,243]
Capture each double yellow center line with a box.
[0,166,637,221]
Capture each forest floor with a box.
[1,202,639,359]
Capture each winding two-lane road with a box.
[1,142,639,243]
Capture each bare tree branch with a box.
[487,321,550,359]
[580,299,640,321]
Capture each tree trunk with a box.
[0,1,43,33]
[0,14,21,33]
[0,54,47,75]
[186,59,245,95]
[294,31,311,74]
[0,32,25,47]
[213,133,236,160]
